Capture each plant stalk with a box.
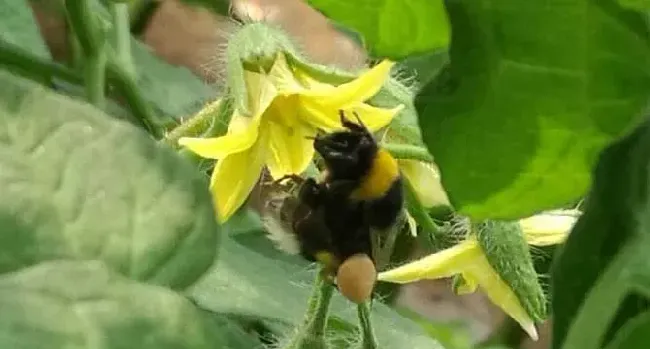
[357,302,378,349]
[403,176,443,251]
[284,270,334,349]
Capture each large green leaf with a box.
[190,212,446,349]
[551,115,650,349]
[306,0,450,59]
[0,0,51,59]
[415,0,650,220]
[0,260,226,349]
[604,311,650,349]
[0,71,219,289]
[129,39,214,121]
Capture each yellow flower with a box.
[178,53,404,223]
[377,210,580,341]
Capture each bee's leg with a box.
[297,177,326,209]
[274,173,304,185]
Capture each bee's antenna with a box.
[352,111,366,129]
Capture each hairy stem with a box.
[357,302,378,349]
[284,270,333,349]
[163,98,224,146]
[403,176,443,251]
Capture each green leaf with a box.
[551,116,650,349]
[129,39,214,121]
[604,311,650,349]
[0,71,219,289]
[0,260,225,349]
[415,0,650,220]
[618,0,650,11]
[190,212,446,349]
[0,0,51,59]
[305,0,450,59]
[396,49,449,92]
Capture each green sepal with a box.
[475,220,547,322]
[225,23,300,115]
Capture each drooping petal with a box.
[178,113,260,159]
[298,60,396,108]
[209,144,266,223]
[398,159,450,208]
[520,210,578,246]
[465,253,539,341]
[244,69,280,114]
[265,121,314,179]
[267,53,306,94]
[377,240,480,283]
[348,103,404,132]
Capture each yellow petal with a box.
[299,101,402,133]
[267,53,305,94]
[209,143,265,223]
[299,60,396,108]
[178,114,259,159]
[520,210,579,246]
[265,121,315,179]
[398,159,450,208]
[377,240,480,283]
[349,103,404,132]
[465,253,538,341]
[244,69,279,115]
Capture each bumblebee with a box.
[262,111,404,303]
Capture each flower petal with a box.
[465,253,539,341]
[520,210,578,246]
[265,121,314,179]
[209,143,265,223]
[299,60,396,108]
[178,114,259,159]
[377,240,480,283]
[267,53,305,94]
[299,101,403,133]
[398,159,450,208]
[244,69,279,115]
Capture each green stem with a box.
[106,62,162,138]
[64,0,103,55]
[110,2,135,76]
[84,48,107,106]
[403,176,443,251]
[284,271,334,349]
[163,98,224,147]
[357,302,378,349]
[0,41,83,85]
[375,213,406,271]
[65,0,108,105]
[384,144,434,163]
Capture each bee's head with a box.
[313,111,377,179]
